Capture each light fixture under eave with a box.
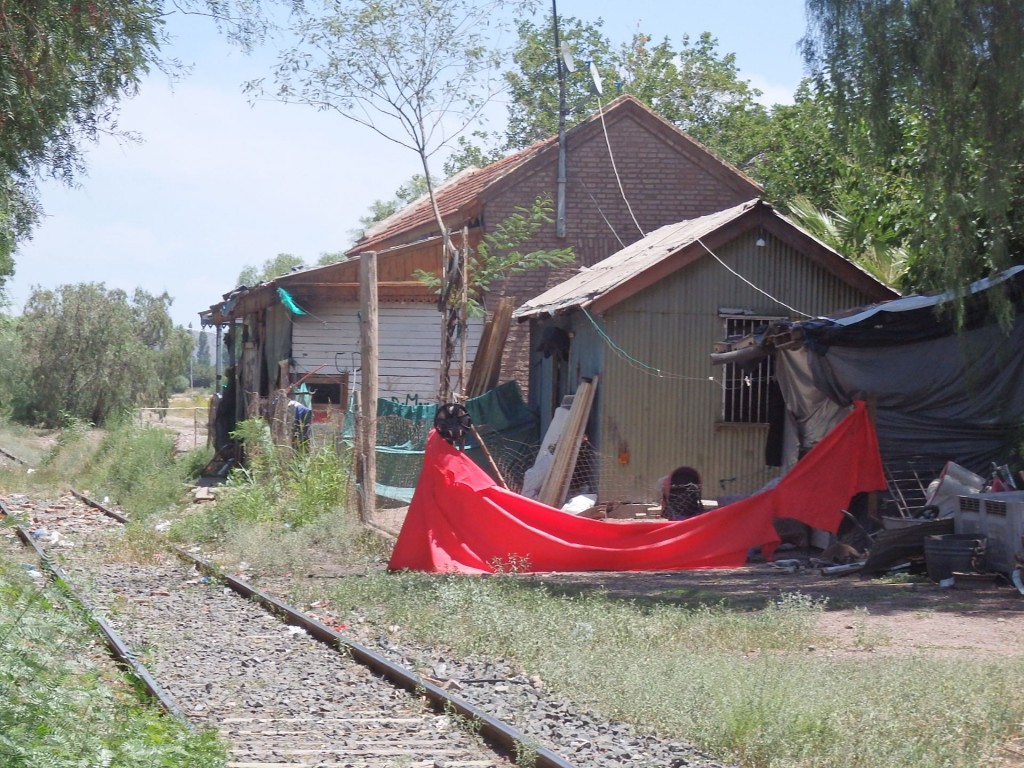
[755,237,767,247]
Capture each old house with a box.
[514,198,898,505]
[200,249,483,444]
[346,94,763,394]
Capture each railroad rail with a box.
[4,490,577,768]
[1,450,727,768]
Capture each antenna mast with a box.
[553,0,567,237]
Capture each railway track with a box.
[1,491,576,768]
[1,463,729,768]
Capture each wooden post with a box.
[458,226,469,399]
[359,251,379,524]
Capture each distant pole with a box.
[188,323,194,390]
[553,0,567,238]
[214,325,223,392]
[359,251,379,524]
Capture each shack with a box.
[514,198,897,505]
[346,94,764,395]
[200,250,483,447]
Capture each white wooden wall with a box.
[291,300,483,403]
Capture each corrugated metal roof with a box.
[515,199,762,318]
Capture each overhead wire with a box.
[593,93,815,321]
[581,307,719,385]
[596,97,646,238]
[594,97,815,319]
[695,238,814,318]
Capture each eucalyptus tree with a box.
[803,0,1024,297]
[498,13,772,169]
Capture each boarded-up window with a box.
[721,316,780,424]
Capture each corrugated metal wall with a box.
[580,230,876,503]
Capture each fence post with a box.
[359,251,378,524]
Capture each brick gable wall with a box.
[486,114,759,393]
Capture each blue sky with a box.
[9,1,809,328]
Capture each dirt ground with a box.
[141,393,212,454]
[518,561,1024,658]
[156,395,1024,660]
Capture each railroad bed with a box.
[2,491,729,768]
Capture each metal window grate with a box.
[721,317,776,424]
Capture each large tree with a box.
[803,0,1024,296]
[0,1,289,293]
[12,284,191,426]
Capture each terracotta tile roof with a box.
[350,135,555,253]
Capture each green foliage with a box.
[803,0,1024,298]
[316,250,347,267]
[10,283,190,427]
[80,419,197,518]
[236,252,305,287]
[0,559,227,767]
[172,419,350,542]
[500,13,772,169]
[263,0,530,158]
[503,13,615,148]
[0,0,283,282]
[195,330,211,367]
[748,81,841,210]
[413,195,574,316]
[786,195,908,286]
[257,0,535,263]
[0,0,161,274]
[351,174,435,242]
[441,131,506,178]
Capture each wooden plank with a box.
[466,296,514,398]
[538,377,597,508]
[359,252,378,523]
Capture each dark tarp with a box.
[776,266,1024,474]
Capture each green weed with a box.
[0,556,227,767]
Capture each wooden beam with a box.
[538,376,598,509]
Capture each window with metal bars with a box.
[721,316,779,424]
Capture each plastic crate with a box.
[955,491,1024,574]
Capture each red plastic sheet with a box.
[388,401,886,574]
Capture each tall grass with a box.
[0,556,226,767]
[77,416,209,518]
[168,419,363,573]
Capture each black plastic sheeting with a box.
[778,266,1024,474]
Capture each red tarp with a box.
[388,401,886,574]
